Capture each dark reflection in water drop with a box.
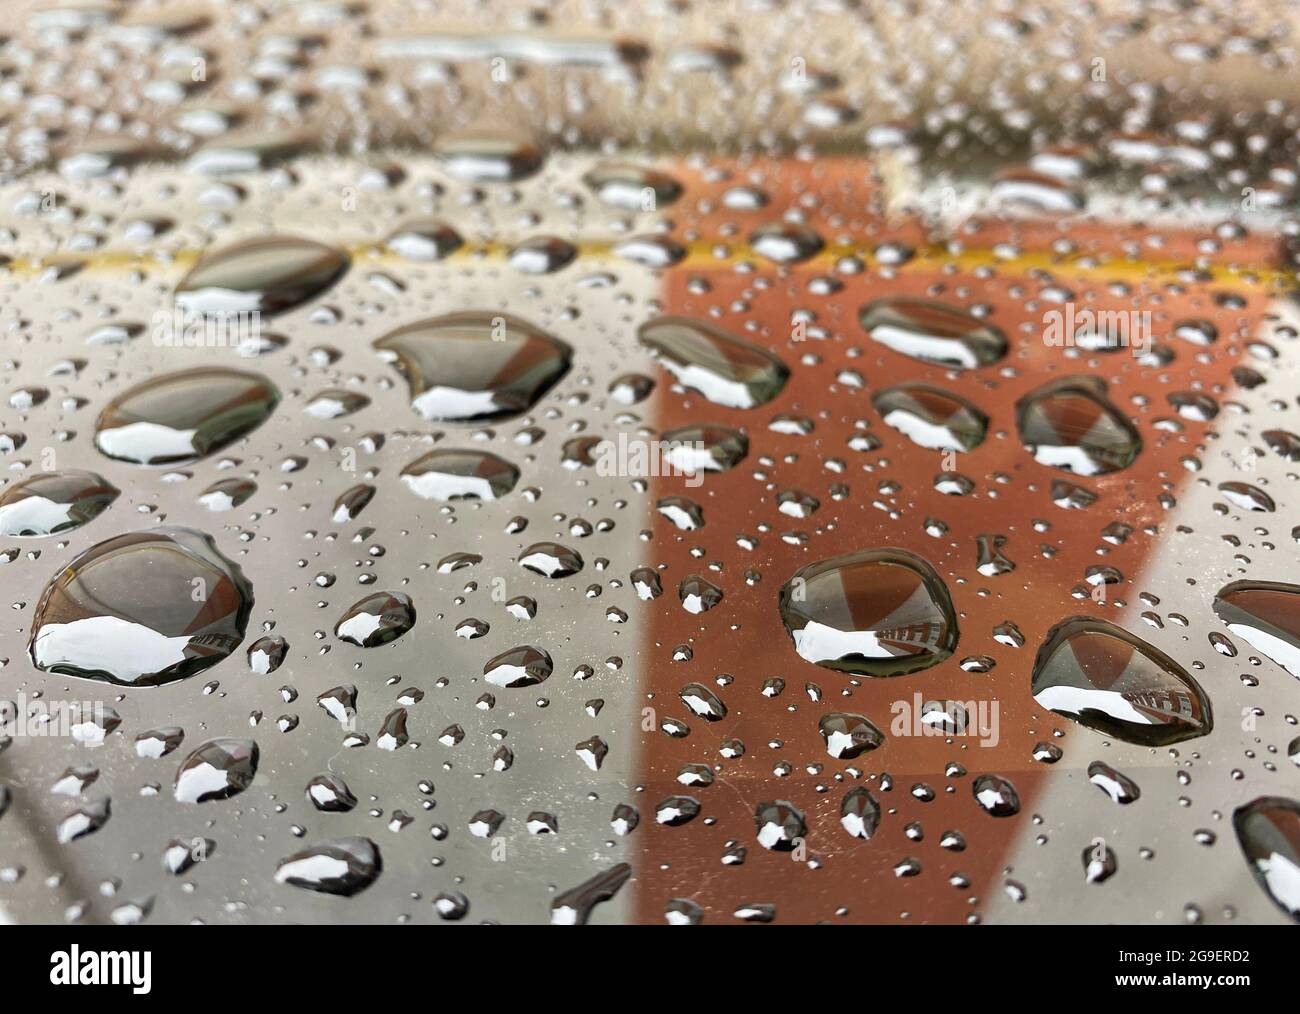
[175,235,349,316]
[174,737,259,803]
[374,312,571,422]
[1032,616,1212,745]
[29,527,253,687]
[778,548,958,676]
[1016,375,1141,475]
[550,862,633,924]
[972,774,1021,817]
[873,384,988,452]
[840,787,881,839]
[335,591,416,647]
[274,836,382,896]
[1213,580,1300,677]
[94,367,280,466]
[0,470,118,536]
[385,219,463,261]
[658,424,749,473]
[435,132,542,182]
[860,297,1007,369]
[483,645,553,687]
[400,449,520,501]
[638,315,788,409]
[583,163,682,209]
[1233,796,1300,921]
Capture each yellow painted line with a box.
[2,240,1295,292]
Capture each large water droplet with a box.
[385,219,463,261]
[334,591,415,647]
[1032,617,1212,745]
[1233,796,1300,921]
[0,470,118,536]
[639,315,789,409]
[860,297,1007,369]
[30,527,253,687]
[435,132,542,182]
[754,800,806,849]
[873,384,988,452]
[174,737,259,803]
[819,712,885,758]
[778,548,959,676]
[175,236,349,315]
[400,449,520,501]
[1016,376,1141,475]
[972,774,1021,816]
[840,787,881,839]
[1213,581,1300,677]
[483,645,553,688]
[583,163,681,209]
[274,836,381,896]
[659,424,748,473]
[95,368,280,466]
[374,313,571,422]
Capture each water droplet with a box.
[175,236,349,316]
[435,132,542,182]
[518,542,583,578]
[972,774,1021,816]
[549,862,632,924]
[583,163,681,208]
[483,645,553,688]
[0,470,118,536]
[174,737,259,803]
[779,548,958,676]
[639,316,789,409]
[374,313,572,423]
[1017,376,1141,475]
[386,219,463,261]
[1232,797,1300,920]
[30,527,253,687]
[1213,581,1300,677]
[659,424,748,473]
[95,368,280,466]
[819,712,885,758]
[873,384,988,452]
[274,836,381,896]
[860,297,1007,369]
[400,449,520,501]
[840,787,881,839]
[1032,616,1212,745]
[755,800,806,849]
[335,591,415,647]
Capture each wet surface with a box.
[0,1,1298,928]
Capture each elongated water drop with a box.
[95,367,280,466]
[175,235,349,315]
[374,313,571,422]
[1032,616,1212,745]
[0,470,118,536]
